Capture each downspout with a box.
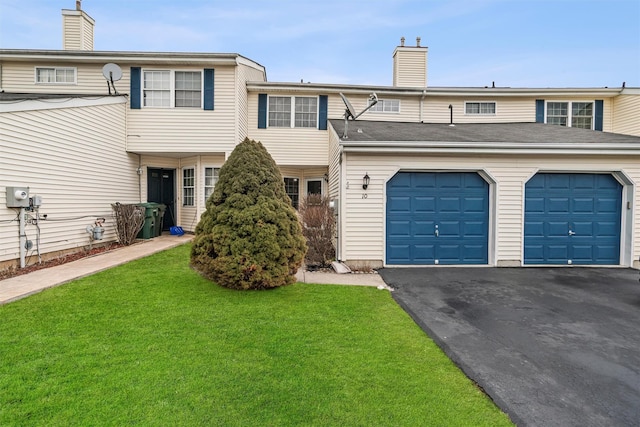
[338,147,346,262]
[137,153,143,202]
[419,89,426,123]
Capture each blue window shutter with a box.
[318,95,328,130]
[535,99,544,123]
[204,68,215,110]
[594,100,603,131]
[130,67,141,109]
[258,94,267,129]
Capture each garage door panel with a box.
[597,198,620,213]
[386,172,488,265]
[547,245,570,261]
[387,196,411,213]
[414,196,435,213]
[464,221,487,237]
[573,198,594,213]
[548,198,570,213]
[413,220,435,237]
[387,245,411,264]
[388,220,411,238]
[525,221,544,237]
[548,221,570,237]
[524,173,621,265]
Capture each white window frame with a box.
[204,166,220,203]
[142,69,203,109]
[183,168,195,207]
[544,100,595,130]
[267,96,318,128]
[464,101,496,115]
[283,177,300,209]
[34,67,77,85]
[369,99,401,113]
[304,178,324,196]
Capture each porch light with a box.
[362,173,370,190]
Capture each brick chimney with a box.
[393,37,428,87]
[61,1,95,50]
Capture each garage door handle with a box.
[568,230,576,236]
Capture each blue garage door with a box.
[386,172,489,265]
[524,173,621,265]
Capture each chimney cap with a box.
[400,37,405,47]
[416,37,421,47]
[76,0,81,10]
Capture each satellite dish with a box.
[340,93,357,119]
[102,63,122,95]
[102,63,122,81]
[339,92,378,138]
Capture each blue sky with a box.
[1,0,638,88]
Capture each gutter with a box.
[340,141,640,156]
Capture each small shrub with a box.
[299,194,336,268]
[111,203,145,246]
[190,138,307,290]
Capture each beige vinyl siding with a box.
[340,152,640,268]
[62,14,81,50]
[0,100,137,265]
[62,10,94,51]
[424,97,535,123]
[612,94,640,136]
[1,61,130,94]
[247,92,329,166]
[127,66,237,155]
[328,128,341,199]
[236,64,266,144]
[393,47,427,88]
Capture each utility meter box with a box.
[6,186,30,208]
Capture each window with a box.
[183,168,195,206]
[306,179,322,196]
[284,177,299,209]
[143,70,170,107]
[175,71,202,107]
[268,96,291,127]
[143,70,202,108]
[546,101,593,129]
[465,102,496,115]
[268,96,317,127]
[35,67,76,84]
[571,102,593,129]
[204,167,220,202]
[295,97,318,127]
[370,99,400,113]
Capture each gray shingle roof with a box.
[329,120,640,144]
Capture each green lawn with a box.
[0,244,512,426]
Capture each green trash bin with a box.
[154,204,167,237]
[136,203,159,239]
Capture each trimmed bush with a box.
[299,195,336,268]
[190,138,307,290]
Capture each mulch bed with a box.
[0,243,124,281]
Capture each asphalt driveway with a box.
[378,267,640,427]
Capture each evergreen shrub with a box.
[190,138,307,290]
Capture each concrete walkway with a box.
[1,234,388,305]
